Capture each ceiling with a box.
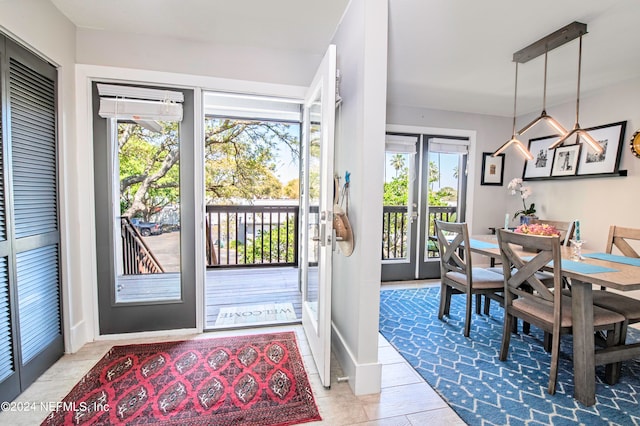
[50,0,640,117]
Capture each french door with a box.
[381,134,468,281]
[300,45,336,387]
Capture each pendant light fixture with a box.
[548,35,603,153]
[492,62,534,160]
[517,50,568,138]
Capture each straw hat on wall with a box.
[333,204,354,256]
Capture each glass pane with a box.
[203,117,300,268]
[425,152,460,260]
[382,152,410,260]
[115,120,181,303]
[304,95,322,322]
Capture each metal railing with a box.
[382,205,457,260]
[120,217,165,274]
[206,205,299,268]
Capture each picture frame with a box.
[577,121,627,175]
[551,144,581,176]
[481,152,504,185]
[523,135,557,179]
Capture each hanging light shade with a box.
[548,35,603,153]
[493,62,534,160]
[517,50,568,138]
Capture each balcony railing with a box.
[205,204,457,268]
[206,205,299,268]
[382,205,457,260]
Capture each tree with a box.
[119,122,180,221]
[243,223,296,265]
[283,178,300,199]
[390,154,406,177]
[204,118,299,202]
[119,118,300,220]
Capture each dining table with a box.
[469,233,640,406]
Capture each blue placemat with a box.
[522,256,619,274]
[583,252,640,267]
[469,239,498,249]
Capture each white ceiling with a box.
[51,0,640,117]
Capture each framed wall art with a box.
[577,121,626,175]
[523,135,557,179]
[551,144,581,176]
[481,152,504,185]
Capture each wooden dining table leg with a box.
[571,280,596,406]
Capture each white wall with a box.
[76,28,322,88]
[0,0,85,352]
[329,0,387,395]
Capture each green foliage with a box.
[383,172,408,206]
[283,178,300,199]
[242,223,295,264]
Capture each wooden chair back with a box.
[435,220,471,279]
[529,219,574,246]
[496,229,563,315]
[606,225,640,257]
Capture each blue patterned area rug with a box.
[379,286,640,426]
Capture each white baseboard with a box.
[331,322,381,396]
[67,320,88,353]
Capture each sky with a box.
[384,151,459,190]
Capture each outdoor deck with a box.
[117,267,302,330]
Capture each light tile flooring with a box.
[0,323,464,426]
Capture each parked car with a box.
[130,217,162,236]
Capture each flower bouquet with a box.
[514,223,560,252]
[514,223,560,237]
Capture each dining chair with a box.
[486,219,574,319]
[435,220,505,338]
[496,229,625,395]
[589,225,640,382]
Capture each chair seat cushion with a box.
[513,295,626,328]
[446,268,504,289]
[591,291,640,323]
[487,267,554,286]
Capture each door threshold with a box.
[204,319,302,332]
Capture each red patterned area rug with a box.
[42,332,321,426]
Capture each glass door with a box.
[92,83,196,334]
[300,45,336,387]
[381,134,419,281]
[418,136,468,278]
[381,134,469,281]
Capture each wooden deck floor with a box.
[117,267,302,330]
[205,267,301,329]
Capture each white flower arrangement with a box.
[507,178,536,219]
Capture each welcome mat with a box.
[215,303,297,327]
[379,287,640,426]
[42,332,321,426]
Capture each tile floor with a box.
[0,323,464,426]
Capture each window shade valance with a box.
[97,84,184,122]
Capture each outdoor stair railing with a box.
[120,217,165,274]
